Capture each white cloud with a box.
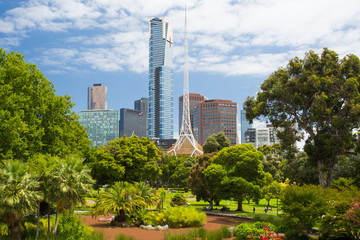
[1,0,360,75]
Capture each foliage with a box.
[164,226,231,240]
[188,152,218,204]
[343,200,360,239]
[334,154,360,188]
[281,184,327,238]
[319,186,360,240]
[203,131,230,153]
[244,48,360,188]
[115,235,135,240]
[258,144,284,181]
[92,182,146,222]
[159,154,182,187]
[203,163,226,206]
[170,193,187,207]
[281,152,318,185]
[89,136,161,185]
[235,222,282,240]
[212,144,265,211]
[0,160,42,240]
[0,49,90,161]
[143,207,206,228]
[57,210,94,240]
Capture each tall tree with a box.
[203,132,231,153]
[213,144,265,211]
[0,49,90,161]
[244,48,360,188]
[0,160,43,240]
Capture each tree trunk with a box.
[215,200,220,206]
[36,201,40,238]
[53,208,59,235]
[317,161,326,189]
[237,201,243,212]
[10,220,21,240]
[118,209,126,222]
[326,166,334,188]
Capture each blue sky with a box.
[1,0,360,135]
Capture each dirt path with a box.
[82,214,249,240]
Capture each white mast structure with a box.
[167,6,203,156]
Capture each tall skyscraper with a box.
[88,83,107,110]
[148,17,174,139]
[193,99,238,146]
[120,98,149,138]
[77,109,119,147]
[179,93,206,134]
[240,109,252,143]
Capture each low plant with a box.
[343,200,360,239]
[170,193,187,207]
[115,234,135,240]
[164,226,232,240]
[235,222,283,240]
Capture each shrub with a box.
[234,222,261,240]
[170,193,187,207]
[164,227,232,240]
[281,184,326,238]
[319,186,360,240]
[115,234,135,240]
[143,207,206,228]
[57,210,94,240]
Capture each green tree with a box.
[0,160,43,240]
[159,154,182,187]
[213,144,266,211]
[244,48,360,188]
[203,132,230,153]
[93,182,146,222]
[90,136,161,185]
[0,49,90,161]
[282,151,318,185]
[52,156,94,234]
[258,144,284,181]
[203,163,226,207]
[334,154,360,187]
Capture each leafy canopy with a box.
[244,48,360,188]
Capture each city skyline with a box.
[1,1,360,135]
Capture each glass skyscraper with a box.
[77,110,119,147]
[240,109,252,144]
[148,17,174,139]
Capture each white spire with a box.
[167,5,203,157]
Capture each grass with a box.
[164,226,232,240]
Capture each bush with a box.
[234,222,261,240]
[319,186,360,240]
[170,193,187,207]
[143,207,206,228]
[57,210,94,240]
[281,184,326,238]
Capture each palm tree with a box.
[93,182,146,222]
[0,160,43,240]
[134,182,157,207]
[52,156,94,234]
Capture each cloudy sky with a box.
[1,0,360,134]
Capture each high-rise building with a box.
[240,109,252,144]
[88,83,107,110]
[179,93,206,134]
[244,128,256,147]
[119,98,149,138]
[148,17,174,139]
[244,125,280,148]
[77,109,119,147]
[193,99,238,145]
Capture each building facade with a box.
[77,109,119,147]
[88,83,107,110]
[119,98,149,138]
[244,124,280,148]
[179,93,206,134]
[193,99,238,146]
[148,17,174,139]
[240,109,252,144]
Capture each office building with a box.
[148,17,174,139]
[244,124,280,148]
[77,110,119,147]
[240,109,252,144]
[244,128,256,147]
[120,98,149,138]
[179,93,206,134]
[193,99,238,146]
[88,83,107,110]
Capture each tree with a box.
[213,144,266,211]
[52,156,94,234]
[90,136,161,185]
[244,48,360,188]
[258,144,284,181]
[0,49,91,161]
[203,132,231,153]
[93,182,146,222]
[282,151,318,185]
[203,163,226,207]
[0,160,43,240]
